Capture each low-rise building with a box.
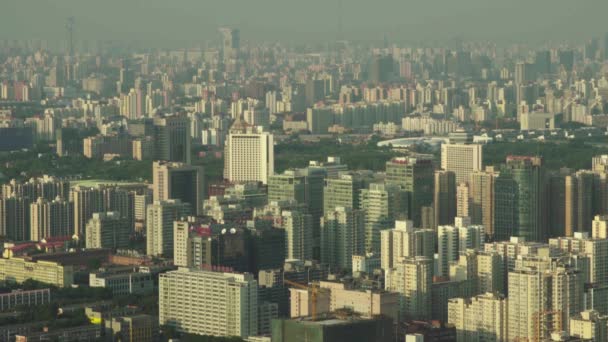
[0,257,73,287]
[0,288,51,311]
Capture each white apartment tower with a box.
[448,293,508,342]
[380,220,434,270]
[146,199,190,257]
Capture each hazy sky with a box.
[2,0,608,45]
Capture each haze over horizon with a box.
[3,0,608,46]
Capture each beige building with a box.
[159,268,258,338]
[456,183,469,218]
[441,143,483,184]
[71,186,104,238]
[469,167,498,237]
[477,251,505,295]
[564,171,594,237]
[289,281,399,322]
[146,200,190,257]
[569,310,608,341]
[132,138,154,161]
[107,314,157,342]
[380,220,434,271]
[520,112,562,131]
[550,232,608,286]
[508,265,584,341]
[448,293,508,342]
[385,256,432,321]
[592,215,608,239]
[85,211,131,249]
[282,210,313,261]
[289,287,331,319]
[0,257,73,287]
[152,161,204,215]
[30,196,73,241]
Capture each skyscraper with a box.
[282,210,313,261]
[320,207,365,271]
[152,161,204,215]
[494,156,546,242]
[535,50,552,77]
[434,170,456,227]
[224,120,274,185]
[153,115,191,164]
[85,211,131,250]
[385,157,434,227]
[323,171,372,215]
[359,183,407,253]
[564,171,594,237]
[0,195,29,241]
[159,268,258,338]
[146,199,190,257]
[71,186,104,238]
[219,27,240,73]
[269,168,325,258]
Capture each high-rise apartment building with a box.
[359,183,407,253]
[282,210,313,261]
[323,171,372,215]
[385,256,433,321]
[320,207,365,271]
[29,197,73,241]
[508,265,583,341]
[85,212,131,250]
[0,195,29,241]
[224,121,274,185]
[152,161,204,215]
[159,268,258,338]
[71,186,104,238]
[437,218,484,278]
[146,199,190,257]
[380,220,434,271]
[447,293,508,342]
[550,232,608,291]
[469,167,498,238]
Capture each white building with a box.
[145,200,190,257]
[441,143,483,184]
[448,293,508,342]
[159,268,258,338]
[224,121,274,185]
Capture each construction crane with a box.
[532,309,562,342]
[283,279,329,321]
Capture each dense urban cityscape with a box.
[3,3,608,341]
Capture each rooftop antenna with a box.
[337,0,343,41]
[66,17,75,57]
